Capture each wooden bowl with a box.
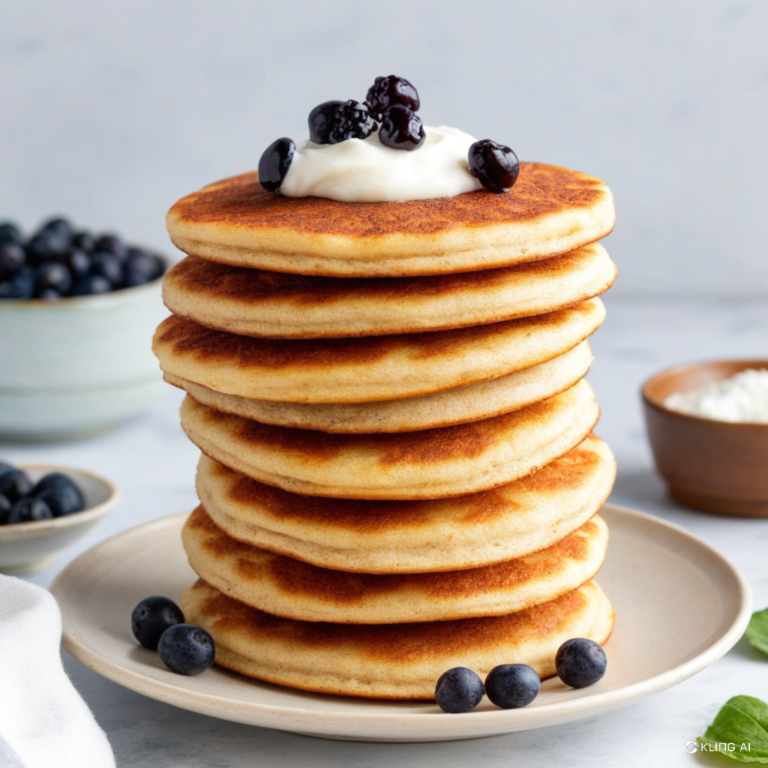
[642,360,768,517]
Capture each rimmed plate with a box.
[51,503,752,742]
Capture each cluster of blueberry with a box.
[435,638,607,714]
[132,595,215,676]
[0,463,85,525]
[0,217,165,300]
[258,75,520,195]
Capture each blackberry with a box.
[365,75,420,119]
[308,100,343,145]
[379,105,425,151]
[468,140,520,194]
[328,101,376,144]
[258,138,296,193]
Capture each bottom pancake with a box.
[182,506,609,624]
[181,579,614,700]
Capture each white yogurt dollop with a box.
[279,125,482,203]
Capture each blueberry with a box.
[90,251,123,286]
[258,138,296,193]
[0,222,23,245]
[63,248,91,279]
[8,268,35,299]
[468,140,520,194]
[308,100,343,145]
[122,249,164,288]
[328,100,377,144]
[379,105,426,151]
[26,231,70,266]
[7,496,53,524]
[0,462,15,477]
[132,596,185,650]
[0,495,11,525]
[435,667,484,713]
[37,289,61,300]
[95,234,128,262]
[34,473,85,516]
[0,469,33,502]
[365,75,420,119]
[157,623,215,675]
[37,216,73,240]
[34,262,72,297]
[555,638,607,688]
[485,664,541,708]
[72,274,112,296]
[71,231,96,253]
[0,242,25,280]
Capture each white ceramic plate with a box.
[52,503,752,743]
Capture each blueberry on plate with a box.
[63,248,91,279]
[157,623,215,675]
[132,596,185,650]
[258,138,296,193]
[0,222,23,245]
[90,251,124,287]
[0,242,25,280]
[308,100,343,145]
[34,262,72,297]
[555,638,607,688]
[0,462,15,477]
[435,667,484,713]
[0,468,33,502]
[71,274,112,296]
[0,494,11,525]
[365,75,420,119]
[379,105,426,151]
[485,664,541,709]
[34,473,85,517]
[468,140,520,194]
[328,101,376,144]
[7,496,54,524]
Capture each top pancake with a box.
[166,163,616,277]
[162,243,616,338]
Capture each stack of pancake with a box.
[153,162,618,700]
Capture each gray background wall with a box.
[1,0,766,296]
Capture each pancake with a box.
[153,298,605,404]
[161,244,616,339]
[181,579,614,699]
[196,434,615,572]
[182,507,608,624]
[181,379,599,500]
[165,341,593,434]
[166,163,616,277]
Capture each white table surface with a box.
[3,295,767,767]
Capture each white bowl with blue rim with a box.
[0,273,168,440]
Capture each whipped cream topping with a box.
[279,125,482,203]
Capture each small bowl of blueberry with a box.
[0,217,169,440]
[0,460,120,573]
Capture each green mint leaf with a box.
[697,696,768,763]
[746,608,768,656]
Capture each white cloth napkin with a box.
[0,575,115,768]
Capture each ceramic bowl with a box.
[0,464,120,573]
[642,359,768,517]
[0,272,169,440]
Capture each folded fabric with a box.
[0,575,115,768]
